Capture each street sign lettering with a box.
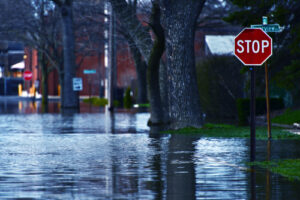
[234,28,272,66]
[236,40,270,53]
[83,69,96,74]
[250,24,283,32]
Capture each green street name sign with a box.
[250,24,283,32]
[83,69,96,74]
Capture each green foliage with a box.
[274,60,300,90]
[224,0,274,27]
[138,103,150,108]
[163,123,300,140]
[226,0,300,107]
[83,98,120,108]
[196,56,244,120]
[250,159,300,181]
[236,98,284,126]
[272,109,300,125]
[113,100,120,107]
[204,123,236,129]
[123,87,133,109]
[83,97,108,107]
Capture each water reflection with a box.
[0,98,113,114]
[1,99,300,199]
[251,139,300,200]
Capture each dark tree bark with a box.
[127,38,148,104]
[39,1,48,110]
[39,51,48,107]
[109,0,168,124]
[118,12,148,104]
[53,0,79,109]
[59,71,65,107]
[160,0,206,129]
[147,2,166,125]
[109,0,153,62]
[109,0,151,106]
[108,8,117,111]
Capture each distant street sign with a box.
[250,24,283,32]
[34,80,39,88]
[234,28,272,66]
[83,69,96,74]
[72,77,83,91]
[23,70,32,81]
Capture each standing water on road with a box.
[0,100,300,199]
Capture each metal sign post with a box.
[250,67,256,162]
[265,62,271,139]
[250,17,283,139]
[234,27,273,161]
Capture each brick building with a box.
[23,40,136,98]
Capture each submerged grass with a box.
[83,97,108,106]
[272,109,300,125]
[164,123,300,140]
[250,159,300,181]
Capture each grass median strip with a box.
[163,123,300,140]
[250,159,300,181]
[272,109,300,125]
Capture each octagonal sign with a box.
[23,70,32,81]
[234,28,272,66]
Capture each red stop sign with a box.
[234,28,272,66]
[23,70,32,81]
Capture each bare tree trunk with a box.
[109,0,152,62]
[108,6,117,111]
[40,0,48,110]
[109,0,170,125]
[159,60,169,122]
[60,1,79,109]
[40,51,48,107]
[59,71,64,108]
[160,0,205,129]
[147,2,166,125]
[121,25,148,104]
[128,42,148,104]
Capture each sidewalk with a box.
[0,95,97,102]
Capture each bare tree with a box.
[51,0,79,110]
[0,0,63,107]
[159,0,206,129]
[109,0,170,125]
[109,0,206,128]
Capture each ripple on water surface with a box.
[0,110,300,199]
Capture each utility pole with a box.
[104,2,109,100]
[107,3,116,111]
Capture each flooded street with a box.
[0,100,300,199]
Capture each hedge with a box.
[123,87,133,109]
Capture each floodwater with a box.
[0,99,300,199]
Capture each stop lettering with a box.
[234,28,272,66]
[236,40,270,54]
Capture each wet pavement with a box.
[0,99,300,199]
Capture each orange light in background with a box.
[18,84,22,96]
[23,54,28,60]
[18,102,22,112]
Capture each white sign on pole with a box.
[72,77,83,91]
